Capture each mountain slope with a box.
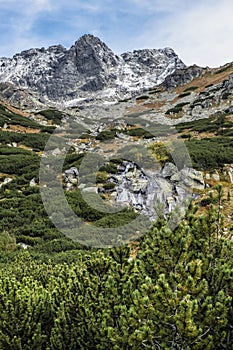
[123,62,233,125]
[1,55,233,245]
[0,34,185,105]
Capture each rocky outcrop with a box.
[0,34,185,105]
[223,165,233,183]
[0,82,49,109]
[62,159,204,220]
[0,177,12,188]
[29,178,37,187]
[64,167,79,191]
[162,65,203,90]
[100,161,204,220]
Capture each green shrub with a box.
[176,115,233,134]
[126,128,153,138]
[96,130,116,141]
[40,125,56,133]
[79,132,93,139]
[103,182,115,190]
[178,133,191,139]
[175,102,190,108]
[178,92,191,98]
[136,95,149,100]
[66,189,110,221]
[94,208,137,228]
[185,137,233,169]
[96,171,109,183]
[165,106,183,115]
[0,104,56,132]
[183,86,198,92]
[0,154,39,175]
[99,163,118,174]
[0,130,49,150]
[0,105,40,129]
[36,109,64,125]
[63,153,85,170]
[200,197,212,206]
[199,91,209,96]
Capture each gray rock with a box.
[17,242,30,249]
[51,148,63,156]
[0,34,185,104]
[191,105,203,117]
[212,173,220,181]
[223,165,233,183]
[202,99,213,108]
[0,177,12,188]
[109,160,204,221]
[180,167,205,189]
[29,178,37,187]
[65,167,79,177]
[78,183,86,190]
[161,162,178,178]
[64,167,79,190]
[170,172,181,182]
[116,186,130,203]
[162,65,203,90]
[82,187,98,193]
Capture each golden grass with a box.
[8,125,40,133]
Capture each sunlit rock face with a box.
[0,34,185,105]
[99,161,204,221]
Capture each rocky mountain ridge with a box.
[0,34,185,106]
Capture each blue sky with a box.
[0,0,232,67]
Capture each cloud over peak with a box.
[0,0,232,67]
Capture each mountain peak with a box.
[73,34,114,57]
[74,34,105,46]
[0,34,185,104]
[70,34,120,75]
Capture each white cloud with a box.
[175,1,233,66]
[0,0,54,56]
[133,0,233,67]
[0,0,233,67]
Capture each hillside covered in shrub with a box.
[0,194,232,349]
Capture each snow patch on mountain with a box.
[0,34,185,105]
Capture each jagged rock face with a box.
[121,47,184,85]
[0,34,185,104]
[98,161,205,221]
[162,65,203,90]
[71,35,120,75]
[0,82,48,109]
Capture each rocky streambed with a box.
[103,161,204,220]
[64,161,205,221]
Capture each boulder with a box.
[223,165,233,183]
[0,177,12,188]
[82,187,98,194]
[161,162,178,178]
[212,173,220,181]
[64,167,79,190]
[29,178,37,187]
[180,167,205,190]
